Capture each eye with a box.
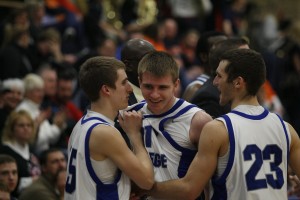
[143,84,153,90]
[159,85,169,90]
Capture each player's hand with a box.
[118,110,142,136]
[288,175,300,197]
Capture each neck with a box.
[15,138,26,145]
[90,102,118,121]
[231,95,260,109]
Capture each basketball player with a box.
[125,51,212,199]
[146,49,300,199]
[64,56,154,199]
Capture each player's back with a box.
[211,105,290,200]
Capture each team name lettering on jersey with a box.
[149,152,167,168]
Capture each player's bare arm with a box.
[89,122,154,190]
[148,120,227,199]
[288,123,300,180]
[189,110,213,146]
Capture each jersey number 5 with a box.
[65,148,77,193]
[243,144,284,191]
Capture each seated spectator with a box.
[0,110,41,197]
[30,28,77,72]
[36,64,58,110]
[19,148,66,200]
[16,74,66,155]
[0,78,24,142]
[0,154,18,200]
[0,25,33,80]
[51,68,82,150]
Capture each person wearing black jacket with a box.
[190,37,249,118]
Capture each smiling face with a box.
[139,71,179,115]
[2,88,23,110]
[213,60,235,106]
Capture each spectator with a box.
[19,148,66,200]
[0,78,24,142]
[0,154,18,200]
[120,38,155,103]
[30,28,76,72]
[0,25,33,80]
[16,74,65,155]
[51,68,82,151]
[190,37,249,118]
[55,169,66,200]
[37,64,58,110]
[0,110,41,197]
[182,31,227,101]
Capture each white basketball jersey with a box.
[128,98,201,182]
[211,105,290,200]
[64,110,130,200]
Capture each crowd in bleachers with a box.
[0,0,300,199]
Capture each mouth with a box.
[148,97,161,102]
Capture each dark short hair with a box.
[0,154,16,165]
[39,148,63,166]
[220,49,266,96]
[209,37,249,75]
[196,31,226,58]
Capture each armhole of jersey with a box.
[276,114,290,162]
[84,122,104,185]
[84,122,122,186]
[216,115,236,184]
[158,104,197,152]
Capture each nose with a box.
[127,83,133,93]
[60,160,67,170]
[150,88,160,99]
[8,172,15,180]
[213,76,218,86]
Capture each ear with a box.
[100,85,111,96]
[174,78,180,89]
[138,76,142,85]
[233,76,244,88]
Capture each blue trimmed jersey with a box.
[128,98,201,182]
[64,110,131,200]
[188,74,210,87]
[211,105,290,200]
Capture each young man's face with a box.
[110,69,133,110]
[213,60,235,106]
[139,71,179,115]
[0,162,18,193]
